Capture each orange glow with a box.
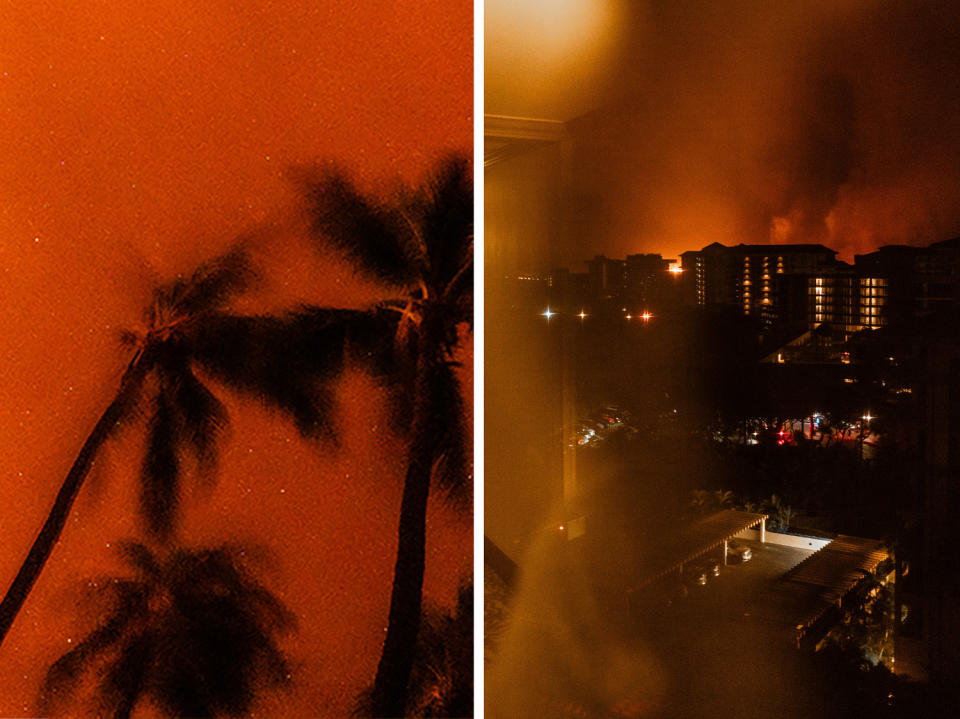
[485,0,627,120]
[640,312,653,321]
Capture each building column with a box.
[761,518,766,543]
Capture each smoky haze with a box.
[547,0,960,266]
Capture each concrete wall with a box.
[736,528,832,551]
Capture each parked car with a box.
[727,541,752,563]
[686,565,709,586]
[690,557,721,578]
[684,559,720,586]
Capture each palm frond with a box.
[155,244,256,317]
[441,247,473,310]
[420,156,473,294]
[140,393,181,538]
[451,290,473,331]
[155,547,294,717]
[117,542,163,582]
[191,310,387,440]
[100,632,154,719]
[428,362,471,509]
[174,366,229,472]
[402,582,473,718]
[42,542,294,718]
[303,168,421,285]
[38,584,147,715]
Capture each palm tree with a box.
[1,234,395,652]
[303,156,472,717]
[405,581,473,718]
[38,541,295,718]
[0,247,258,649]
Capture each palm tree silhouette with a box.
[405,581,473,718]
[0,247,255,648]
[38,541,295,718]
[303,156,473,717]
[1,236,396,652]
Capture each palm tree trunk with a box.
[370,337,440,718]
[0,349,151,649]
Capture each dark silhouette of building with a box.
[680,243,839,328]
[855,239,960,325]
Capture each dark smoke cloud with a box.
[562,0,960,263]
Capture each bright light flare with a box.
[640,312,653,321]
[577,310,587,320]
[541,307,555,320]
[668,263,683,274]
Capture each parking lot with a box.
[627,538,844,719]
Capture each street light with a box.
[859,413,874,460]
[542,307,555,320]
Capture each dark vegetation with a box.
[0,157,472,718]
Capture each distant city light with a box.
[625,314,632,319]
[863,413,873,422]
[640,312,653,321]
[578,310,587,320]
[542,307,555,320]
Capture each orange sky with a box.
[0,2,471,715]
[485,1,960,270]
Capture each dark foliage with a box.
[128,246,255,539]
[141,393,181,537]
[301,156,473,717]
[0,246,260,650]
[406,582,473,718]
[430,362,470,508]
[39,542,295,719]
[305,170,419,286]
[353,583,473,719]
[190,307,397,439]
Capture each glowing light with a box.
[541,307,555,320]
[625,314,632,319]
[577,309,587,320]
[863,413,873,422]
[640,312,652,321]
[668,263,682,274]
